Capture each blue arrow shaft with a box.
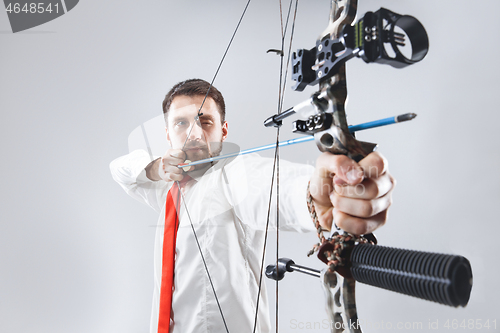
[178,114,408,168]
[347,115,397,132]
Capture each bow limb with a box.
[322,269,361,333]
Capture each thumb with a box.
[316,153,364,185]
[310,153,363,207]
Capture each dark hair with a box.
[162,79,226,124]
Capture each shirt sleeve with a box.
[279,159,316,232]
[109,149,168,213]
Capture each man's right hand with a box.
[146,149,189,182]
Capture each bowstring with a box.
[279,0,299,113]
[252,1,298,332]
[174,1,253,332]
[252,140,280,333]
[181,0,252,149]
[177,187,230,332]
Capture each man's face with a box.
[166,95,228,162]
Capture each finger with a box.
[318,208,334,231]
[167,172,184,182]
[316,153,364,185]
[357,151,388,179]
[158,163,184,182]
[332,151,389,185]
[165,157,186,167]
[162,154,186,167]
[330,187,393,218]
[334,209,388,236]
[334,173,394,199]
[162,149,187,166]
[309,172,334,207]
[164,164,183,177]
[169,149,187,160]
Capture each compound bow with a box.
[173,1,472,333]
[263,1,472,333]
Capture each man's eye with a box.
[175,121,188,127]
[200,119,214,125]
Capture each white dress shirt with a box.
[110,149,315,333]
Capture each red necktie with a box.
[158,175,192,333]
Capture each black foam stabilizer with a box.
[350,244,472,307]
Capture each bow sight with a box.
[265,7,430,162]
[291,8,429,91]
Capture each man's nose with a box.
[188,120,204,140]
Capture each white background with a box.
[1,1,499,332]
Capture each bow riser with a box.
[317,2,367,332]
[320,0,358,41]
[294,0,378,162]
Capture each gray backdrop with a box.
[1,1,499,332]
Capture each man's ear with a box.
[221,121,228,142]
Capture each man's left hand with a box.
[309,151,395,236]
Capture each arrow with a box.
[178,113,416,169]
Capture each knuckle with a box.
[390,175,397,187]
[360,202,375,218]
[167,157,178,165]
[169,174,182,182]
[368,183,380,199]
[387,196,393,208]
[345,219,369,236]
[367,186,379,199]
[330,192,340,207]
[373,151,388,169]
[317,153,354,176]
[354,183,367,197]
[355,224,369,236]
[336,154,354,168]
[333,184,345,196]
[363,152,387,178]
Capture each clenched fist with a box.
[309,151,395,236]
[145,149,193,182]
